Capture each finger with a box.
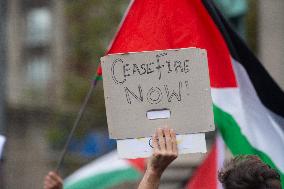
[45,176,52,183]
[44,180,54,189]
[49,171,63,184]
[57,176,63,184]
[47,178,57,187]
[44,183,52,189]
[45,175,57,188]
[157,128,166,151]
[49,172,59,180]
[164,128,172,152]
[152,133,159,153]
[170,129,178,154]
[44,181,51,189]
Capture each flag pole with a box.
[55,78,99,172]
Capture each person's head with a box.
[218,155,281,189]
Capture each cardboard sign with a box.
[101,48,214,139]
[117,133,207,158]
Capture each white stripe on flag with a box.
[64,151,130,186]
[211,58,284,173]
[0,135,5,158]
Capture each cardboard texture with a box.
[101,48,214,139]
[117,133,207,159]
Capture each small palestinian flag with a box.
[94,66,102,81]
[64,151,144,189]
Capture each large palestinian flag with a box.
[89,0,283,188]
[203,1,284,187]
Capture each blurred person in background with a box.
[219,155,282,189]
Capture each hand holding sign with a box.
[138,128,178,189]
[102,48,214,158]
[148,128,178,175]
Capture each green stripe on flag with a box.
[64,167,141,189]
[94,75,103,81]
[213,104,284,187]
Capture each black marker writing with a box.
[125,85,143,104]
[111,54,191,85]
[164,81,182,102]
[111,58,126,85]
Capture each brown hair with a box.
[218,155,281,189]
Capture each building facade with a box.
[4,0,66,188]
[7,0,66,108]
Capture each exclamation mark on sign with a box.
[185,80,190,96]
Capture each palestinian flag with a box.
[94,66,102,81]
[203,1,284,187]
[186,135,225,189]
[95,0,284,187]
[64,151,145,189]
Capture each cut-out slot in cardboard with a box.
[146,109,171,120]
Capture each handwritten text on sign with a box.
[111,52,192,104]
[101,48,214,139]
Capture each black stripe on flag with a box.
[202,0,284,118]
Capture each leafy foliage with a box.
[48,0,129,149]
[65,0,129,76]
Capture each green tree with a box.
[48,0,129,148]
